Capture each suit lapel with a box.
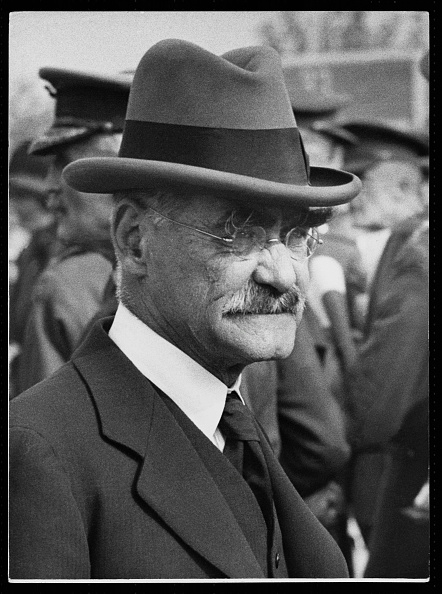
[257,424,349,578]
[72,319,264,578]
[137,394,265,577]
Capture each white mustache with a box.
[223,281,305,316]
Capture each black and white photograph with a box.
[8,10,431,583]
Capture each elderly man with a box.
[10,39,361,580]
[12,68,131,395]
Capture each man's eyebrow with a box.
[291,207,334,228]
[214,207,255,228]
[214,205,334,229]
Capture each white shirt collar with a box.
[108,302,242,447]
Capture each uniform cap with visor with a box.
[28,67,133,156]
[340,119,429,176]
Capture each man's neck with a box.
[121,300,245,387]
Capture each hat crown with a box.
[126,39,296,130]
[64,39,362,208]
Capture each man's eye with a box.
[235,228,255,238]
[284,227,306,239]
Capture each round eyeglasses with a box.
[148,206,322,261]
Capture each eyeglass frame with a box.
[147,206,323,260]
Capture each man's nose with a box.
[252,243,299,294]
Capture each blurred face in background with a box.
[350,160,424,229]
[9,183,54,233]
[45,133,122,244]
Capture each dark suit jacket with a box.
[10,318,349,580]
[347,215,429,540]
[277,318,351,498]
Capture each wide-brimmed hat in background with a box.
[290,83,352,131]
[29,68,133,156]
[340,119,429,176]
[310,121,359,149]
[64,39,361,208]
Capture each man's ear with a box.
[112,199,148,276]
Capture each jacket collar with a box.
[72,318,264,578]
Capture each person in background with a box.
[339,118,429,552]
[8,141,54,244]
[340,119,429,332]
[12,68,131,397]
[290,86,362,406]
[9,141,55,335]
[10,38,361,579]
[347,49,430,579]
[305,121,368,342]
[9,141,56,398]
[300,120,361,401]
[358,206,429,578]
[282,91,360,572]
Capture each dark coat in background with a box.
[348,214,429,576]
[277,318,351,499]
[14,248,114,396]
[241,317,350,497]
[10,318,349,580]
[9,223,59,349]
[241,318,353,573]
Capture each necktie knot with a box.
[219,392,260,442]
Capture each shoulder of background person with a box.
[31,250,113,303]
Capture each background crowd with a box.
[9,11,430,580]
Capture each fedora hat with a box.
[64,39,361,208]
[29,68,133,156]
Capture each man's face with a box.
[134,195,315,374]
[45,137,118,244]
[350,160,423,229]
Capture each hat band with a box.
[119,121,310,185]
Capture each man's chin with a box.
[224,313,298,361]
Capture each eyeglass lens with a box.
[230,226,319,259]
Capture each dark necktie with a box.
[219,392,274,532]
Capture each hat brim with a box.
[63,157,362,207]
